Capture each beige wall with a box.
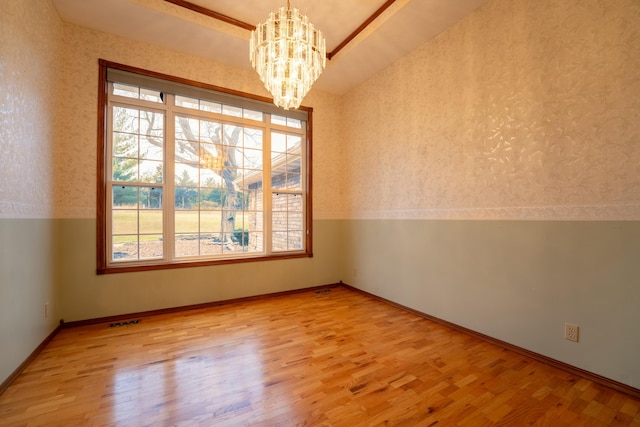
[340,0,640,387]
[341,0,640,220]
[0,0,63,385]
[0,0,60,217]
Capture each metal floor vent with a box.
[109,319,141,328]
[314,289,332,295]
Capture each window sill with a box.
[97,251,313,275]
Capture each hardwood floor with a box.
[1,286,639,426]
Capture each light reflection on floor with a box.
[111,340,264,424]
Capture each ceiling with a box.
[51,0,490,95]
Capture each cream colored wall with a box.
[0,0,63,385]
[0,0,60,218]
[54,23,345,321]
[342,0,639,220]
[340,0,640,387]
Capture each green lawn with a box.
[112,209,253,242]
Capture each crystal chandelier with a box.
[250,1,326,110]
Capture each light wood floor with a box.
[1,286,639,426]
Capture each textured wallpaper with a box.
[0,0,62,218]
[341,0,640,220]
[5,0,638,221]
[52,22,344,219]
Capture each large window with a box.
[97,61,312,273]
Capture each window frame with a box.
[97,60,313,274]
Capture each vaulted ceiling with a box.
[52,0,490,94]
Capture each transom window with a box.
[97,61,312,274]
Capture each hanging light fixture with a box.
[250,0,326,110]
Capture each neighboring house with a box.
[240,151,304,252]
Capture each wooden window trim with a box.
[96,59,313,275]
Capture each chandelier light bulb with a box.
[250,1,326,110]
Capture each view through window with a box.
[98,61,312,273]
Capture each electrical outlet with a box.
[565,323,579,342]
[45,302,49,319]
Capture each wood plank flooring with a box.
[1,286,639,426]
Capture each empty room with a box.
[1,0,639,425]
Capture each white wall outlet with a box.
[565,322,579,342]
[45,302,49,319]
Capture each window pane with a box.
[139,234,163,259]
[287,231,303,250]
[244,148,262,170]
[200,189,223,209]
[200,236,223,255]
[113,235,138,261]
[175,116,199,141]
[175,234,200,257]
[201,121,221,144]
[139,211,162,234]
[272,211,287,231]
[272,231,287,251]
[112,107,164,186]
[221,233,244,253]
[113,83,139,99]
[244,128,262,150]
[287,172,301,191]
[287,135,302,153]
[243,109,263,121]
[287,118,302,129]
[113,185,138,208]
[272,192,286,209]
[139,111,164,139]
[139,136,163,161]
[140,160,163,183]
[271,165,288,190]
[288,212,303,231]
[227,148,243,167]
[113,107,139,134]
[271,193,303,253]
[200,142,222,164]
[222,105,242,118]
[175,211,199,233]
[175,95,199,109]
[288,193,302,211]
[251,211,263,231]
[201,210,222,232]
[200,100,222,114]
[113,158,138,182]
[113,132,137,158]
[140,187,163,209]
[175,187,198,210]
[248,232,263,252]
[272,132,286,153]
[175,164,198,186]
[223,124,241,146]
[113,210,137,235]
[175,140,199,163]
[200,168,222,188]
[140,88,163,103]
[271,114,287,126]
[236,190,250,211]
